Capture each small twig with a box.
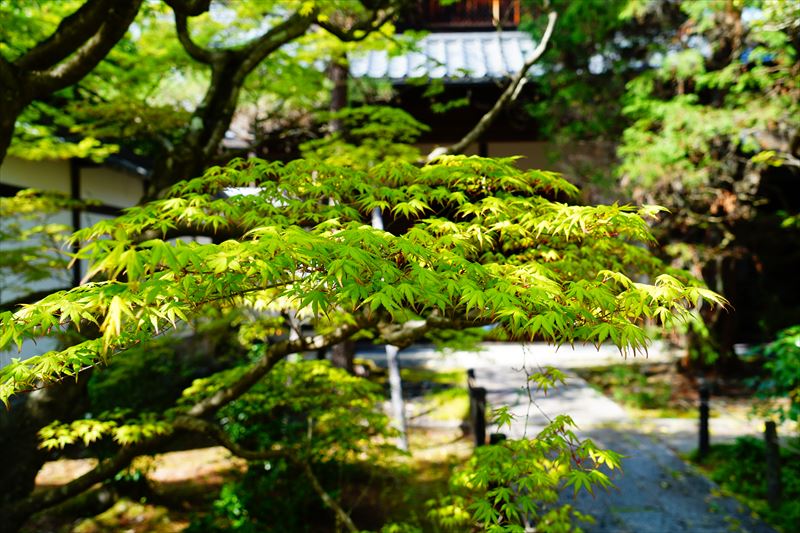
[299,460,359,533]
[173,415,359,531]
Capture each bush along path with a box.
[372,343,777,533]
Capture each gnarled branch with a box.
[187,315,374,416]
[299,460,358,532]
[376,313,493,348]
[316,7,397,43]
[235,10,319,73]
[1,437,161,529]
[16,0,115,71]
[172,415,287,461]
[0,312,372,523]
[173,11,215,64]
[27,0,143,98]
[0,56,15,87]
[164,0,211,17]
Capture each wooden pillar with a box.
[698,379,710,459]
[468,369,487,447]
[329,52,348,133]
[69,159,81,287]
[764,421,782,509]
[386,344,409,451]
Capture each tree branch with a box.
[186,315,374,416]
[316,7,397,43]
[1,437,162,528]
[299,460,359,532]
[235,10,319,74]
[173,11,215,64]
[171,416,287,461]
[27,0,143,98]
[157,8,319,190]
[16,0,115,71]
[428,11,558,160]
[0,313,372,523]
[376,313,494,348]
[0,303,484,522]
[0,55,17,88]
[163,0,211,17]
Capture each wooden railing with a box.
[400,0,521,31]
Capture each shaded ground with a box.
[27,447,247,533]
[29,430,467,533]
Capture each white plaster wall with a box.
[0,156,70,192]
[0,156,145,208]
[81,166,143,208]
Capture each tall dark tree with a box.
[617,0,800,366]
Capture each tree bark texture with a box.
[0,0,143,166]
[145,8,318,198]
[0,378,91,533]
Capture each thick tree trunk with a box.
[0,82,26,165]
[0,377,90,533]
[145,57,249,199]
[329,53,348,132]
[326,51,356,373]
[0,113,15,166]
[330,340,355,374]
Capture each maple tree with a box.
[0,153,724,530]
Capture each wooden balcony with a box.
[400,0,521,31]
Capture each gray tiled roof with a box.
[349,31,543,82]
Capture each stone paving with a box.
[359,342,777,533]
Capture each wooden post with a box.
[70,159,82,287]
[466,369,487,447]
[489,433,507,445]
[764,421,782,509]
[470,386,487,448]
[698,379,710,459]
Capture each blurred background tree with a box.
[523,0,800,371]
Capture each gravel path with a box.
[359,342,777,533]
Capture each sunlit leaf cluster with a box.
[39,412,172,450]
[0,156,722,406]
[429,407,622,532]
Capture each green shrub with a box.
[701,436,800,532]
[754,325,800,424]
